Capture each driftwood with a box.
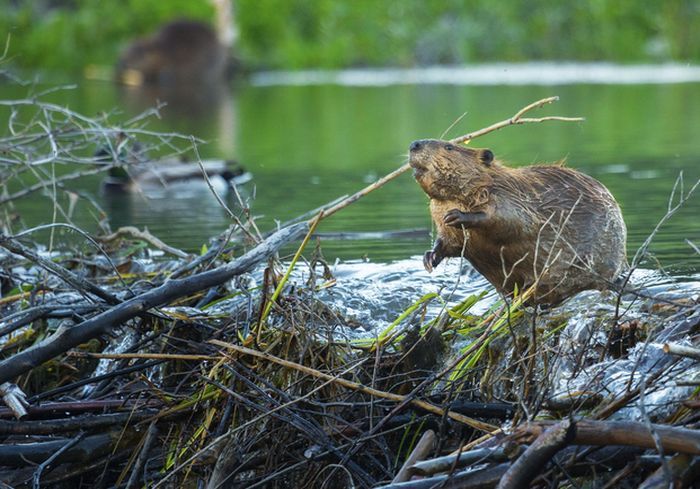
[511,419,700,455]
[375,464,510,489]
[496,419,576,489]
[0,411,155,435]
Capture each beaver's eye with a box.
[444,144,454,151]
[480,149,494,165]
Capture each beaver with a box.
[116,20,228,86]
[409,139,628,305]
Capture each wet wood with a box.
[375,463,509,489]
[410,447,509,476]
[497,419,576,489]
[512,419,700,455]
[0,222,308,386]
[392,429,436,483]
[663,342,700,361]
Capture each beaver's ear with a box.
[480,149,494,166]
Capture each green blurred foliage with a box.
[1,0,699,72]
[236,0,700,68]
[0,0,214,72]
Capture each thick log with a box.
[497,419,575,489]
[0,223,308,385]
[513,419,700,455]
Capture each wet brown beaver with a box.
[116,20,228,86]
[409,139,628,305]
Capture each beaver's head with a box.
[408,139,494,201]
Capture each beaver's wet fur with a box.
[409,139,628,305]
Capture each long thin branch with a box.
[209,339,498,433]
[0,233,119,304]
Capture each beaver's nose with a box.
[409,140,425,152]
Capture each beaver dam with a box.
[2,95,700,488]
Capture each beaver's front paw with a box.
[444,209,469,228]
[444,209,487,228]
[423,249,443,273]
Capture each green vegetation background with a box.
[2,0,699,72]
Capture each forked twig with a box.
[450,96,584,145]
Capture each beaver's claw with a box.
[444,209,469,227]
[444,209,486,228]
[423,249,442,273]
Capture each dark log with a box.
[497,419,575,489]
[392,429,436,483]
[0,223,308,385]
[512,419,700,455]
[0,411,155,435]
[426,398,515,419]
[0,431,137,466]
[0,399,160,419]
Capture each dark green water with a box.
[3,72,700,272]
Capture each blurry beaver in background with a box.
[409,139,628,306]
[115,20,230,86]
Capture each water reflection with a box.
[116,80,238,157]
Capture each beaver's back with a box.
[466,164,627,304]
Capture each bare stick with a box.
[32,433,86,489]
[663,343,700,362]
[210,339,498,433]
[0,233,120,304]
[125,422,159,489]
[317,96,583,220]
[450,96,584,145]
[392,429,436,483]
[99,226,190,259]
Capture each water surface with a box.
[3,64,699,271]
